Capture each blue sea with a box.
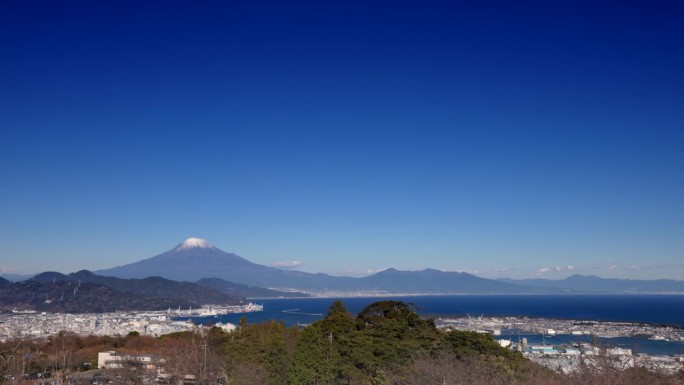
[181,295,684,356]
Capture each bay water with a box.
[182,294,684,355]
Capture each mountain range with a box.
[42,270,242,304]
[95,238,552,293]
[92,238,684,294]
[4,238,682,302]
[499,275,684,293]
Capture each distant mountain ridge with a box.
[499,274,684,293]
[195,278,310,298]
[0,273,34,282]
[353,268,558,293]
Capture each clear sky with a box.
[1,0,683,280]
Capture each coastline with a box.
[251,291,684,299]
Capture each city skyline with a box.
[1,1,683,280]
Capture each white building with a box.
[97,351,158,370]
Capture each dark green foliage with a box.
[289,301,372,384]
[286,300,551,384]
[288,301,445,384]
[356,301,422,328]
[289,326,336,385]
[355,301,441,368]
[443,330,523,363]
[221,320,298,385]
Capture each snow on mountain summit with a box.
[174,237,216,251]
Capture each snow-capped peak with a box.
[175,237,215,251]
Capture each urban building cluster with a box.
[437,316,684,374]
[0,311,237,341]
[436,315,684,341]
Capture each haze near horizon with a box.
[1,1,683,280]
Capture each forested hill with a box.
[0,270,244,313]
[0,279,193,313]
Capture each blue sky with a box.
[1,0,683,279]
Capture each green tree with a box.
[290,301,372,384]
[288,325,335,385]
[443,330,522,363]
[222,320,297,385]
[355,301,440,368]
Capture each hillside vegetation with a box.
[1,301,682,385]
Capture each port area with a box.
[171,302,264,317]
[436,316,684,374]
[0,303,264,341]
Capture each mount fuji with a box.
[95,238,356,290]
[94,238,557,293]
